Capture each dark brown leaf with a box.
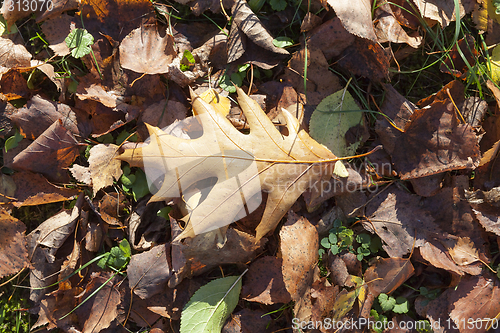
[222,308,273,333]
[240,256,292,305]
[364,257,414,297]
[12,119,82,183]
[0,209,28,278]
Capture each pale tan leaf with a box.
[88,144,122,193]
[118,87,338,241]
[327,0,377,41]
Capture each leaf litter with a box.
[1,0,500,331]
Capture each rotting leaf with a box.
[0,209,28,278]
[118,87,341,241]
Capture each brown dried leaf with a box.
[363,187,441,257]
[222,308,273,333]
[307,17,355,60]
[412,0,468,28]
[76,272,121,333]
[88,144,122,193]
[12,171,79,207]
[41,14,75,56]
[119,24,176,75]
[280,211,318,301]
[391,99,480,179]
[419,240,482,276]
[127,244,171,299]
[11,119,81,183]
[326,0,377,41]
[374,2,423,48]
[229,0,289,63]
[0,35,31,72]
[363,257,414,297]
[8,95,82,139]
[240,256,291,305]
[0,209,28,278]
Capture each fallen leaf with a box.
[327,0,377,41]
[8,95,83,139]
[127,243,171,299]
[75,272,121,333]
[12,171,79,207]
[228,0,289,64]
[222,308,274,333]
[0,34,31,72]
[280,212,318,301]
[391,99,480,179]
[307,18,355,60]
[12,119,82,183]
[41,14,75,56]
[363,257,414,297]
[440,35,479,78]
[412,0,468,28]
[0,69,30,100]
[419,240,482,276]
[88,144,123,194]
[0,173,16,203]
[240,256,291,305]
[374,1,423,48]
[118,87,340,241]
[69,164,92,185]
[363,187,440,257]
[0,209,28,278]
[119,24,176,75]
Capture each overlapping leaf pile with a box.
[1,0,500,331]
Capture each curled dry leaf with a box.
[228,0,289,63]
[0,209,28,278]
[119,24,176,75]
[118,87,340,241]
[412,0,467,28]
[374,2,423,48]
[88,144,123,193]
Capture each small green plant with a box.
[180,50,196,72]
[65,28,94,59]
[369,309,388,333]
[0,287,31,333]
[219,64,271,93]
[97,238,131,271]
[494,0,500,14]
[319,219,382,260]
[377,293,409,314]
[4,130,24,153]
[120,165,150,201]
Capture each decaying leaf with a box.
[0,209,28,278]
[118,87,341,241]
[412,0,468,28]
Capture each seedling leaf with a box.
[65,28,94,58]
[180,275,242,333]
[273,36,293,48]
[378,293,396,312]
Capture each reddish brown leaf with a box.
[8,95,85,139]
[0,69,30,100]
[337,37,390,82]
[419,240,482,276]
[391,100,480,179]
[307,18,354,60]
[240,256,291,305]
[440,35,479,78]
[13,171,79,207]
[280,211,318,301]
[0,209,28,278]
[363,257,414,297]
[12,119,81,183]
